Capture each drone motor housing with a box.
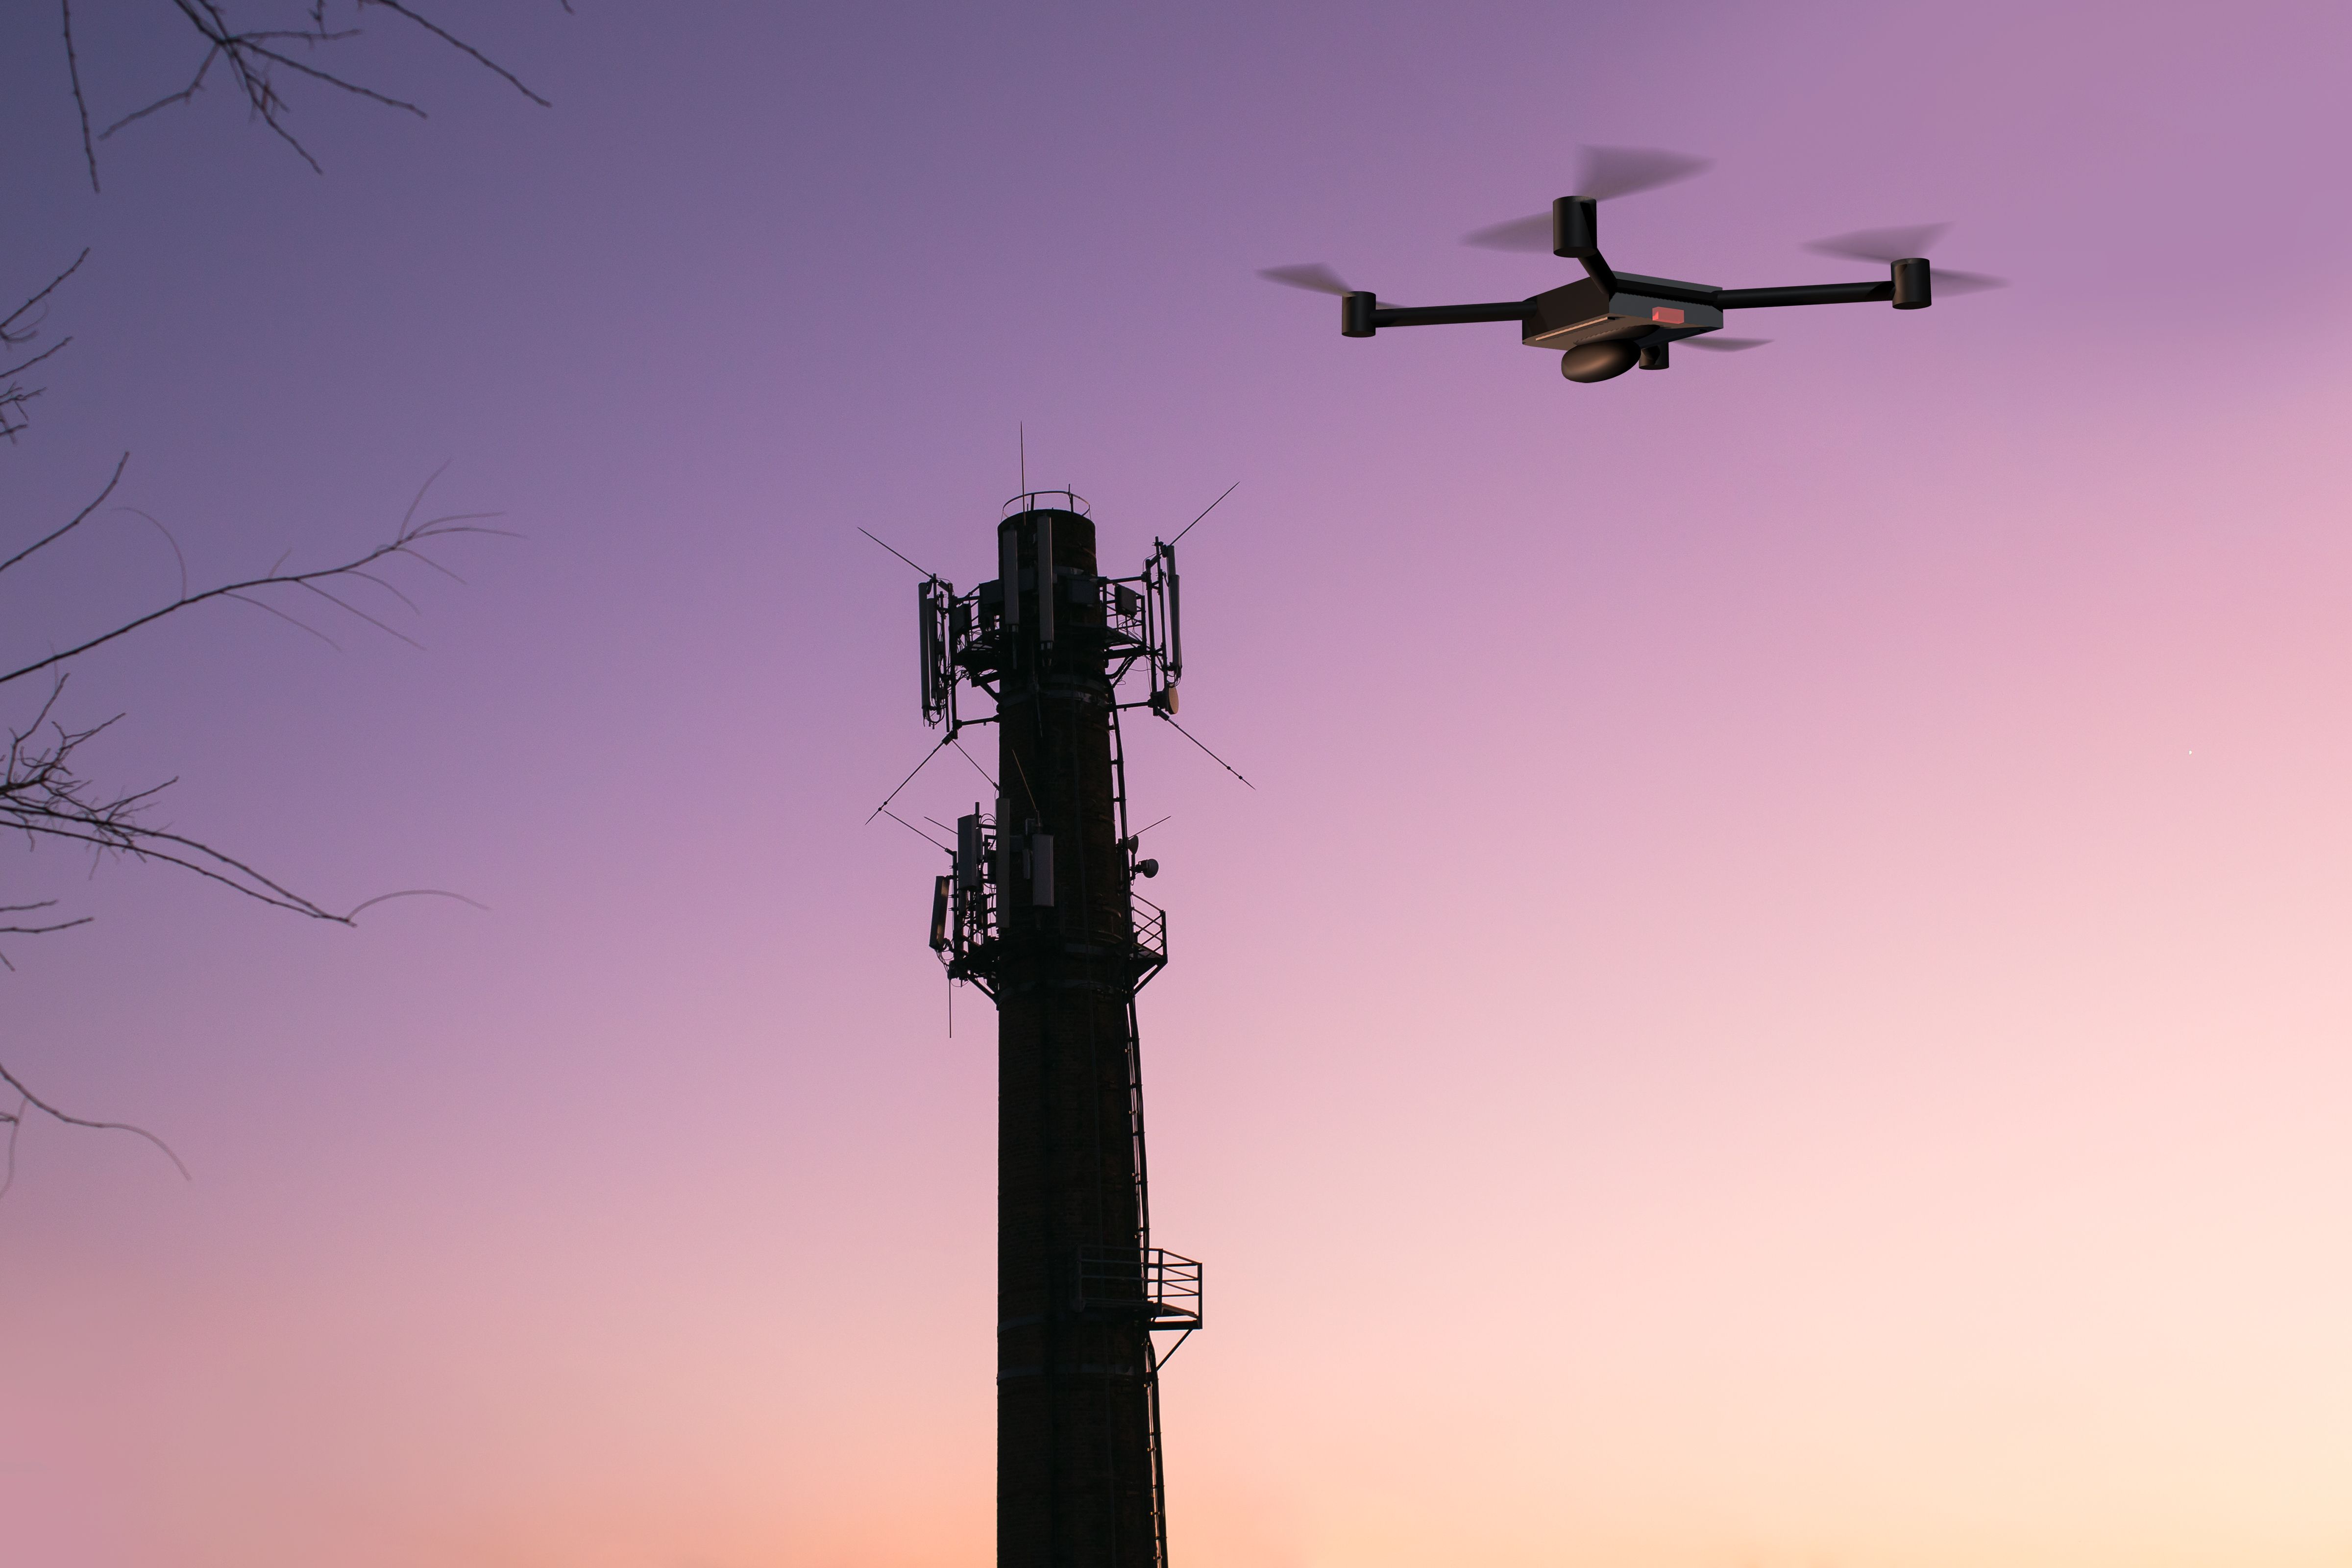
[1891,257,1931,309]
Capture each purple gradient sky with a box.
[5,2,2352,1564]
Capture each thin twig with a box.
[224,590,343,650]
[0,506,509,688]
[115,508,191,602]
[3,250,93,441]
[343,888,488,918]
[0,452,126,578]
[1,1094,26,1195]
[0,1059,190,1183]
[60,3,98,191]
[1,250,89,344]
[1,473,507,926]
[361,0,551,107]
[73,0,558,178]
[1,339,73,385]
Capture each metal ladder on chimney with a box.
[1107,706,1171,1567]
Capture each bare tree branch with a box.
[359,1,550,108]
[0,452,125,577]
[22,7,554,1188]
[115,509,193,603]
[60,1,99,192]
[1,250,89,443]
[3,685,343,921]
[0,1058,190,1198]
[2,464,513,929]
[63,0,558,179]
[0,900,95,969]
[0,251,87,346]
[0,461,510,690]
[0,465,505,1188]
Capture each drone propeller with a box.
[1464,145,1713,251]
[1805,225,2007,294]
[1575,144,1713,202]
[1257,263,1353,295]
[1256,263,1405,308]
[1460,214,1554,253]
[1682,336,1771,352]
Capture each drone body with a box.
[1516,264,1734,380]
[1264,151,1999,384]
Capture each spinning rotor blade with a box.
[1805,224,1950,264]
[1461,213,1555,252]
[1257,263,1354,295]
[1682,336,1771,352]
[1464,146,1711,249]
[1257,264,1404,306]
[1806,224,2008,294]
[1574,144,1713,201]
[1920,268,2006,295]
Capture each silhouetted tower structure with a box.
[910,492,1200,1568]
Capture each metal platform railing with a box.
[1130,893,1168,986]
[1002,489,1090,517]
[1070,1247,1202,1331]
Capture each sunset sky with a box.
[4,3,2351,1565]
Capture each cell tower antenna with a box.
[886,483,1207,1567]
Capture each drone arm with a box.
[1343,293,1532,338]
[1720,259,1934,311]
[1719,280,1892,309]
[1608,272,1722,307]
[1373,300,1533,327]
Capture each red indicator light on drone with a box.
[1651,306,1685,325]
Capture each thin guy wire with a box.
[857,525,939,579]
[1169,480,1239,546]
[1157,713,1255,789]
[867,735,950,822]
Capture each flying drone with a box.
[1261,147,2003,382]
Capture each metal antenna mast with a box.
[907,489,1199,1568]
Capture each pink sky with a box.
[4,2,2351,1565]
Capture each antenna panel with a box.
[1143,541,1182,689]
[919,578,956,726]
[938,808,1001,994]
